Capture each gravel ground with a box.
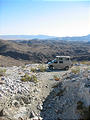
[0,64,90,120]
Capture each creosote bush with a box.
[71,67,80,74]
[31,67,37,72]
[52,83,59,88]
[72,61,78,65]
[38,65,46,72]
[80,61,90,65]
[21,74,38,83]
[31,75,38,83]
[0,69,6,77]
[22,65,25,69]
[77,101,84,110]
[55,88,66,97]
[77,101,90,120]
[87,67,90,70]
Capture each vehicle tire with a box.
[71,64,73,67]
[49,66,53,70]
[65,66,69,70]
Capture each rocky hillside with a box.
[0,63,90,120]
[0,39,90,66]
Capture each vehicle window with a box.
[52,59,56,62]
[59,58,63,60]
[59,61,63,63]
[54,60,58,63]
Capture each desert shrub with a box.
[56,90,64,96]
[52,82,62,88]
[87,66,90,70]
[72,61,78,65]
[52,83,59,88]
[31,75,38,83]
[21,74,31,82]
[21,74,38,83]
[77,101,90,120]
[80,61,90,65]
[55,88,66,97]
[77,101,84,110]
[31,67,37,72]
[71,67,80,74]
[38,65,46,72]
[53,75,60,81]
[22,65,25,69]
[0,69,6,76]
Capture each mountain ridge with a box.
[0,34,90,41]
[0,39,90,66]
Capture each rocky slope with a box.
[0,64,90,120]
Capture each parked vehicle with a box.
[48,56,73,70]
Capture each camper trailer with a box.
[48,56,72,70]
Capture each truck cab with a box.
[48,56,72,70]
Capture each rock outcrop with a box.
[0,64,90,120]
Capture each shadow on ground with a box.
[46,69,67,72]
[40,81,64,120]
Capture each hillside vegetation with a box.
[0,39,90,66]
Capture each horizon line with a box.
[0,33,90,37]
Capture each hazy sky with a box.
[0,0,90,37]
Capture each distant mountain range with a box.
[0,34,90,42]
[0,35,56,40]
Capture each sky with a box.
[0,0,90,37]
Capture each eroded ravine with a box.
[0,64,90,120]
